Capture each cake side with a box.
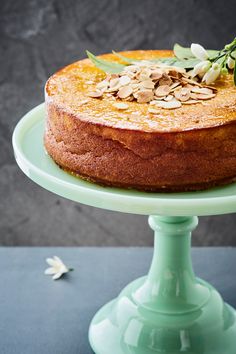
[44,100,236,191]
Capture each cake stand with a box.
[13,103,236,354]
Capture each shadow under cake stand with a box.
[13,103,236,354]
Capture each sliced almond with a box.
[109,78,120,88]
[191,87,213,95]
[174,87,190,102]
[117,86,133,99]
[140,80,155,89]
[148,107,160,114]
[159,73,172,86]
[203,85,218,92]
[156,99,182,109]
[119,75,131,86]
[170,82,181,91]
[168,70,182,79]
[181,77,203,87]
[190,92,199,100]
[113,102,129,110]
[182,100,202,105]
[150,99,163,105]
[155,85,171,97]
[139,68,152,80]
[164,95,174,102]
[123,95,134,102]
[135,89,154,103]
[196,93,216,100]
[150,69,163,80]
[87,90,103,98]
[97,80,109,90]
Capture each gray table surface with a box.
[0,247,235,354]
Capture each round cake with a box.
[44,50,236,192]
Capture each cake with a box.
[44,50,236,192]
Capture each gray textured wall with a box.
[1,0,236,246]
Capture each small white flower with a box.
[202,63,221,85]
[191,60,211,78]
[45,256,72,280]
[191,43,209,61]
[227,56,235,69]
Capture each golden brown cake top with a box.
[45,50,236,133]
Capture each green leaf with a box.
[112,51,134,64]
[152,57,200,69]
[174,44,195,60]
[174,43,219,60]
[171,58,200,69]
[86,51,125,73]
[151,57,179,65]
[234,58,236,85]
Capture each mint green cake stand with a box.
[13,104,236,354]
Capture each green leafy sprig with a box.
[86,39,236,85]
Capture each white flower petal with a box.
[44,267,56,275]
[46,258,57,266]
[227,56,235,69]
[202,64,221,85]
[192,60,211,77]
[191,43,209,61]
[59,265,69,274]
[53,256,64,265]
[52,272,63,280]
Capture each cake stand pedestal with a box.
[13,104,236,354]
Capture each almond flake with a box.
[170,82,181,91]
[182,100,202,105]
[87,90,103,98]
[109,78,120,88]
[150,70,163,80]
[156,99,182,109]
[119,75,131,86]
[196,93,216,100]
[164,95,173,102]
[113,102,129,110]
[190,92,199,100]
[140,80,155,89]
[148,107,160,114]
[159,74,172,86]
[150,100,162,105]
[168,70,182,79]
[117,86,133,99]
[139,69,152,80]
[191,87,213,95]
[181,78,203,87]
[155,85,171,97]
[97,80,109,90]
[174,88,190,102]
[135,89,154,103]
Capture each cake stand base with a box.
[89,216,236,354]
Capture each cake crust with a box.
[44,50,236,192]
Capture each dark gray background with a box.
[1,0,236,246]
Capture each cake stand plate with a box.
[13,104,236,354]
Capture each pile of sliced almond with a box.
[87,60,217,110]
